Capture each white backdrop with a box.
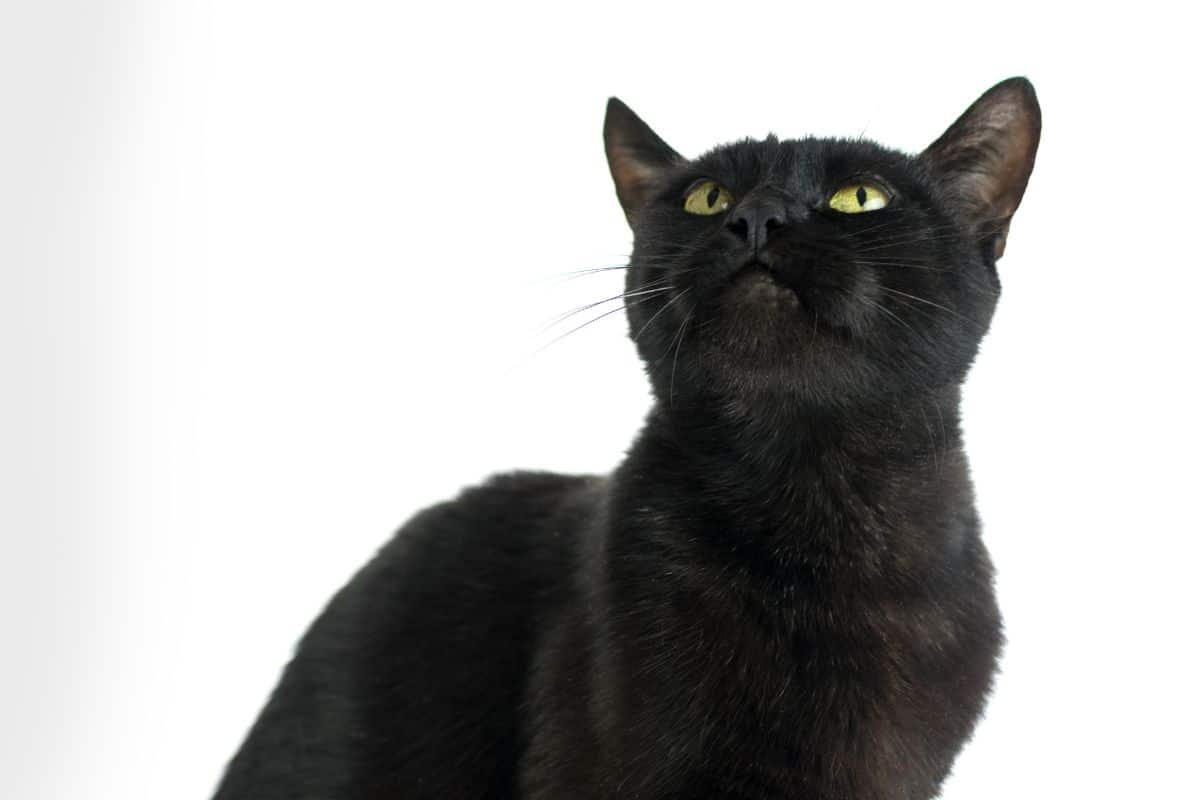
[4,2,1198,798]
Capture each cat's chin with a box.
[725,268,804,312]
[685,268,869,398]
[706,267,852,351]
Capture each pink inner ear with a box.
[960,96,1040,221]
[603,98,684,222]
[609,147,658,204]
[991,119,1039,220]
[920,80,1041,256]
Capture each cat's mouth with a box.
[711,261,858,347]
[728,264,803,309]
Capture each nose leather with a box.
[727,199,787,254]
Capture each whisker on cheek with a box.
[877,285,986,330]
[633,288,691,344]
[531,290,673,358]
[666,307,694,408]
[538,282,675,333]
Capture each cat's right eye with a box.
[828,180,891,214]
[683,180,734,216]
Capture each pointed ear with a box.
[920,77,1041,260]
[604,98,683,224]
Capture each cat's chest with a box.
[598,491,995,794]
[607,586,966,799]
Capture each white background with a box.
[3,2,1197,798]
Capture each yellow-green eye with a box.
[683,180,734,215]
[829,181,890,214]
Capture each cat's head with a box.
[604,78,1040,413]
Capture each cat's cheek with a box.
[823,272,884,339]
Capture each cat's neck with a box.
[618,384,974,584]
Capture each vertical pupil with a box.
[856,186,868,206]
[706,186,721,208]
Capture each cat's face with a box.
[604,79,1040,411]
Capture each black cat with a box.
[213,78,1040,799]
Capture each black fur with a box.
[213,78,1040,799]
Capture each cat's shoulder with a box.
[417,469,603,529]
[369,470,605,571]
[316,470,603,645]
[456,469,603,511]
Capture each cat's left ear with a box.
[604,98,684,225]
[920,77,1041,260]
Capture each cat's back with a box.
[213,470,601,800]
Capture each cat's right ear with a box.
[604,98,683,225]
[919,78,1041,260]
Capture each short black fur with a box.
[214,78,1041,799]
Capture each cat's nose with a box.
[726,200,786,253]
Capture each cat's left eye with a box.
[829,181,890,214]
[683,180,734,216]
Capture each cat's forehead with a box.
[690,136,914,189]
